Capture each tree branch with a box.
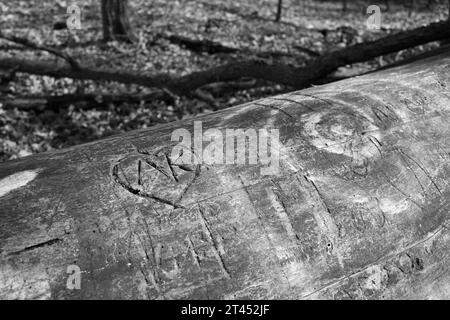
[0,20,449,94]
[0,31,80,70]
[161,33,319,58]
[0,91,175,111]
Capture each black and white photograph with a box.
[0,0,450,306]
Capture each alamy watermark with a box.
[66,264,81,290]
[67,4,82,30]
[61,3,382,31]
[366,5,382,30]
[170,121,280,176]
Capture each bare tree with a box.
[101,0,133,42]
[275,0,283,22]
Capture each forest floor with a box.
[0,0,448,162]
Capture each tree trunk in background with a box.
[1,53,450,299]
[441,0,450,45]
[275,0,283,22]
[101,0,133,42]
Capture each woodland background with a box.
[0,0,448,162]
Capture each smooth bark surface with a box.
[1,53,450,299]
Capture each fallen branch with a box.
[163,34,239,54]
[0,31,80,70]
[0,91,175,111]
[203,78,269,96]
[162,33,319,58]
[0,20,449,94]
[369,43,450,74]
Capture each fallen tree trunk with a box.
[0,31,80,70]
[0,20,449,95]
[1,52,450,299]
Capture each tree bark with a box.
[101,0,133,42]
[1,52,450,299]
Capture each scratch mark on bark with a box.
[254,102,295,119]
[399,153,427,194]
[397,149,442,195]
[270,97,315,111]
[175,164,195,172]
[118,164,132,186]
[197,205,231,279]
[238,176,269,230]
[137,159,142,186]
[138,262,161,293]
[301,175,340,240]
[185,235,201,268]
[139,213,160,269]
[136,232,152,263]
[379,170,424,210]
[131,226,162,294]
[165,154,179,183]
[111,161,185,209]
[267,186,299,242]
[142,157,171,180]
[367,135,383,156]
[291,92,335,107]
[176,164,201,205]
[374,197,387,228]
[300,222,449,299]
[238,176,293,287]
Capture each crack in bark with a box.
[7,238,62,256]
